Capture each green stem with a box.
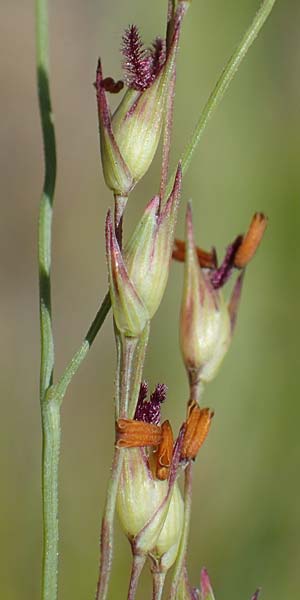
[96,328,150,600]
[168,463,193,600]
[165,0,277,199]
[36,0,59,598]
[41,401,60,600]
[36,0,56,398]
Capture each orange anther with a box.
[172,239,186,262]
[173,239,216,269]
[234,212,268,269]
[116,419,162,448]
[181,404,214,460]
[155,420,174,481]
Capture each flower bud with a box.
[180,203,231,383]
[117,448,183,567]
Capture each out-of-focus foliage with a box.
[0,0,299,598]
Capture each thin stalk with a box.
[168,380,202,599]
[165,0,277,199]
[114,194,128,248]
[96,330,149,600]
[160,0,189,201]
[187,372,204,411]
[152,571,166,600]
[118,335,139,418]
[36,0,59,598]
[36,0,56,399]
[168,463,193,600]
[159,68,176,201]
[95,446,124,600]
[128,322,150,419]
[127,554,147,600]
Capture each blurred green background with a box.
[1,0,299,598]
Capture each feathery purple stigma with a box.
[150,37,166,76]
[210,235,243,289]
[121,26,165,91]
[138,381,148,405]
[134,382,167,425]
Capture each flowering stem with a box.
[168,463,193,600]
[165,0,277,199]
[127,554,147,600]
[96,328,149,600]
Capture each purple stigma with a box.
[150,37,166,77]
[121,26,166,91]
[122,25,155,91]
[134,382,167,425]
[210,235,242,289]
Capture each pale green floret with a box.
[180,204,232,383]
[152,481,184,571]
[180,280,231,383]
[117,448,183,565]
[100,122,133,196]
[124,187,179,321]
[117,448,168,541]
[112,73,167,185]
